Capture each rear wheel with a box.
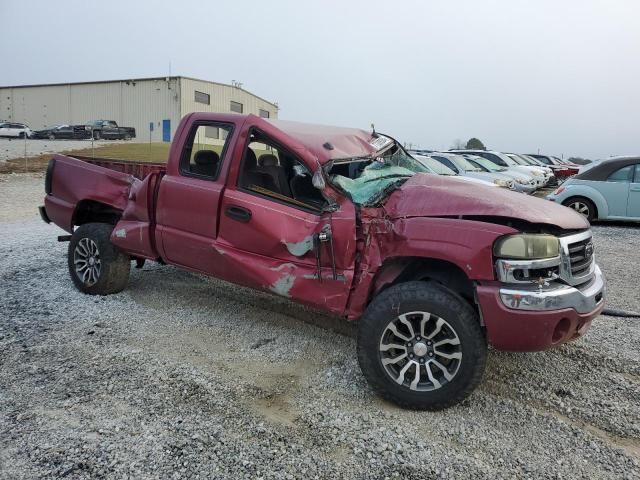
[48,133,56,140]
[68,223,130,295]
[93,130,101,140]
[563,197,596,222]
[123,133,131,141]
[357,281,487,410]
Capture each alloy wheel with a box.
[379,311,462,391]
[568,201,590,217]
[73,238,101,286]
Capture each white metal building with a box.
[0,76,278,142]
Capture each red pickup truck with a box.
[40,113,605,410]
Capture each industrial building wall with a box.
[179,78,278,123]
[0,79,182,143]
[0,77,277,144]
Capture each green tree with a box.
[466,138,486,150]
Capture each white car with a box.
[412,153,499,187]
[506,153,554,185]
[0,122,32,138]
[452,149,547,188]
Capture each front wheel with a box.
[68,223,130,295]
[357,281,487,410]
[93,130,101,140]
[48,133,56,140]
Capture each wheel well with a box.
[73,200,122,226]
[372,257,476,306]
[562,195,598,218]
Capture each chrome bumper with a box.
[499,265,605,314]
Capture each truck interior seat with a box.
[192,150,220,176]
[245,148,258,169]
[290,173,321,206]
[258,154,292,197]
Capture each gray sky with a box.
[1,0,638,158]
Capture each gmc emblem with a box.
[584,242,594,260]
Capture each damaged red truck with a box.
[40,113,605,410]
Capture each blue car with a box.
[547,156,640,222]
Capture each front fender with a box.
[344,216,517,319]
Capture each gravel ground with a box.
[1,174,639,479]
[0,138,122,162]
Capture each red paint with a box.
[476,284,604,351]
[42,113,601,352]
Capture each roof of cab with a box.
[265,118,380,164]
[185,112,383,165]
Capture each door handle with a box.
[225,205,252,223]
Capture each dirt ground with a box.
[0,173,638,479]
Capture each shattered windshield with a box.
[329,146,431,206]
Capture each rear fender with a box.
[110,173,162,259]
[44,154,135,233]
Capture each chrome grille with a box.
[559,231,595,287]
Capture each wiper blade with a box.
[362,174,412,183]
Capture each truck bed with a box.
[74,155,166,180]
[43,154,164,235]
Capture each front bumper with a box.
[476,266,605,351]
[514,183,537,194]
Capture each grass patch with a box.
[0,142,171,174]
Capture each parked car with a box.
[86,120,136,140]
[0,122,32,138]
[453,150,547,188]
[411,153,500,188]
[40,112,605,410]
[31,124,92,140]
[547,156,640,222]
[417,152,515,190]
[528,154,580,182]
[463,154,537,194]
[505,153,555,186]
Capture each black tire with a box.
[562,196,596,222]
[48,133,56,140]
[123,133,131,141]
[68,223,130,295]
[18,132,25,139]
[93,130,101,140]
[357,281,487,410]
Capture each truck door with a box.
[155,121,236,274]
[215,127,357,316]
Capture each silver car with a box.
[423,152,516,190]
[506,153,554,186]
[412,154,500,188]
[452,149,546,188]
[463,155,537,194]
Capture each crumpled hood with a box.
[383,173,589,230]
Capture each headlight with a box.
[493,178,509,187]
[531,170,543,177]
[494,234,560,260]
